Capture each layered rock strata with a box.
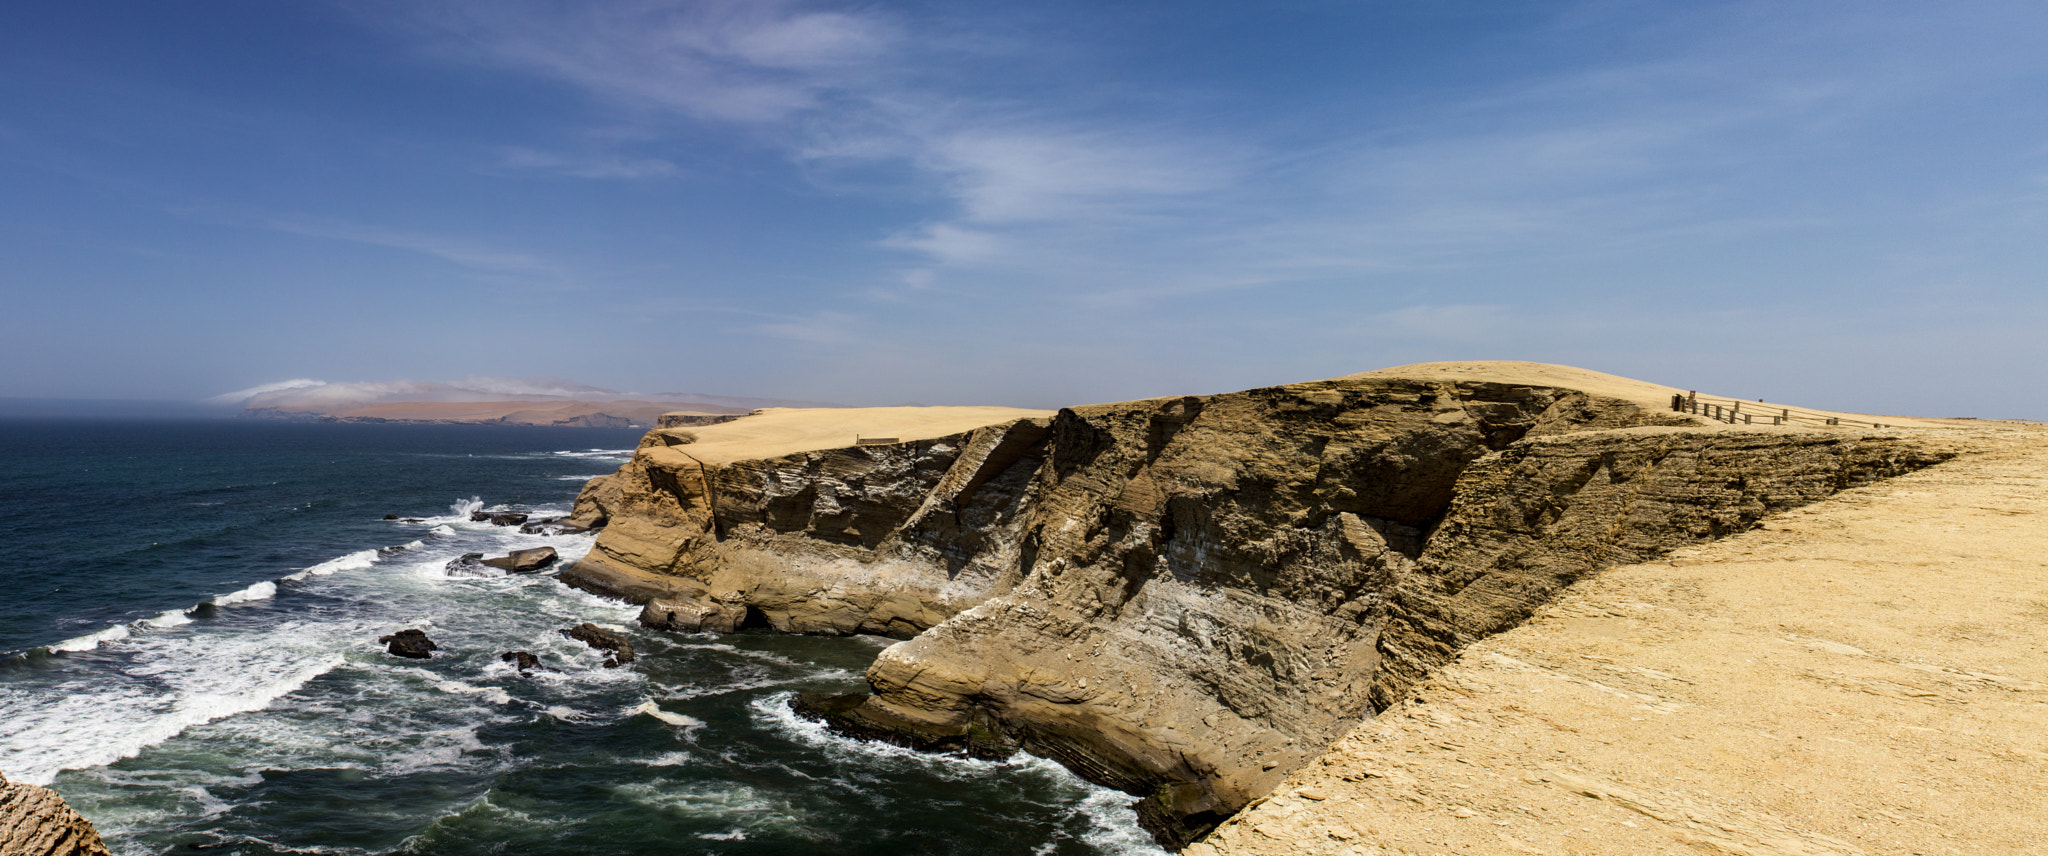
[0,772,112,856]
[560,374,1947,847]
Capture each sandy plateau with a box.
[1194,417,2048,856]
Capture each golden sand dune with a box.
[1350,360,1949,428]
[647,405,1056,465]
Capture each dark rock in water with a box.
[443,554,492,576]
[382,514,399,520]
[518,517,591,536]
[470,511,529,526]
[792,692,1018,760]
[561,622,635,668]
[499,651,541,671]
[482,546,558,573]
[378,629,438,659]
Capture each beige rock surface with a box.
[1195,419,2047,856]
[0,772,111,856]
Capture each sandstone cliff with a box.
[0,772,111,856]
[560,365,1948,847]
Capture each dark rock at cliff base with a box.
[792,692,1017,760]
[482,547,558,573]
[378,629,438,659]
[1,771,113,856]
[561,622,635,668]
[499,651,542,671]
[471,511,529,526]
[519,517,591,536]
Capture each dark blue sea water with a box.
[0,420,1157,856]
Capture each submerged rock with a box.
[499,651,542,671]
[443,553,491,576]
[481,547,557,573]
[560,622,635,668]
[378,629,438,659]
[518,517,590,536]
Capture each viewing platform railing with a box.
[1670,394,1898,429]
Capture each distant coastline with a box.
[238,399,744,430]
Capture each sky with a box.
[2,1,2044,417]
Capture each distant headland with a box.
[209,377,842,429]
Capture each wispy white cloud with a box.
[375,0,1239,276]
[263,218,556,274]
[364,0,2048,321]
[497,147,680,179]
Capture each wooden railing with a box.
[1669,393,1898,429]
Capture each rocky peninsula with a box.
[557,362,1974,849]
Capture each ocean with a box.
[0,419,1159,856]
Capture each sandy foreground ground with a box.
[1196,418,2048,856]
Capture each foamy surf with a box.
[0,651,346,786]
[630,700,706,731]
[208,581,277,606]
[48,624,131,653]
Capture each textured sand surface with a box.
[646,405,1055,464]
[1196,418,2048,856]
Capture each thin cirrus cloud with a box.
[261,217,559,275]
[496,147,681,180]
[377,0,1240,277]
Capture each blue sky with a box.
[3,1,2044,417]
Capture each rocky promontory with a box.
[1,771,111,856]
[558,362,1952,847]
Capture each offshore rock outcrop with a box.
[560,373,1947,848]
[0,771,111,856]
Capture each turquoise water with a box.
[0,420,1158,855]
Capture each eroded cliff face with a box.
[561,377,1947,848]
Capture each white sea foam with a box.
[698,830,748,841]
[209,581,278,606]
[433,679,514,706]
[430,524,456,537]
[294,549,381,579]
[749,691,1167,853]
[0,651,346,785]
[629,700,705,731]
[140,609,195,629]
[552,449,634,459]
[48,624,131,653]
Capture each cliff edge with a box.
[559,362,1952,847]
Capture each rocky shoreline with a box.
[555,364,1951,848]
